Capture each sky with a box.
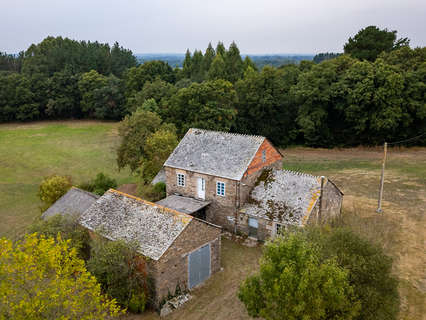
[1,0,425,54]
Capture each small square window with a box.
[177,173,185,187]
[216,181,225,196]
[262,150,266,163]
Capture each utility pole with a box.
[377,142,387,213]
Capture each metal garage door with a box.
[188,244,211,289]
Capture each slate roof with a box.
[42,187,99,219]
[156,195,211,215]
[164,128,265,180]
[79,189,193,260]
[240,169,325,226]
[151,167,166,185]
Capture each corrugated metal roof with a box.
[79,189,193,260]
[42,187,99,219]
[164,128,265,180]
[241,169,323,226]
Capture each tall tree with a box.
[344,26,410,61]
[191,50,204,82]
[182,49,192,79]
[215,41,226,57]
[207,54,226,81]
[224,41,244,82]
[202,43,216,76]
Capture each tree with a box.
[224,41,244,82]
[79,172,118,196]
[124,61,175,98]
[242,56,257,72]
[191,50,204,82]
[207,54,226,80]
[87,238,148,311]
[344,26,410,61]
[78,70,108,117]
[202,43,216,76]
[238,232,360,320]
[139,126,178,184]
[235,65,300,146]
[316,228,400,320]
[116,109,162,172]
[110,41,137,77]
[38,175,72,209]
[215,41,226,57]
[0,234,123,319]
[182,49,192,79]
[313,52,341,64]
[167,79,237,134]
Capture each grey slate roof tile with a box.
[42,187,99,219]
[79,189,193,260]
[241,169,323,226]
[164,128,265,180]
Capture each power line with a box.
[387,132,426,146]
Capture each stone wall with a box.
[319,180,343,223]
[149,218,221,306]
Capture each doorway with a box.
[197,177,205,200]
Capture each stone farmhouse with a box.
[155,128,343,239]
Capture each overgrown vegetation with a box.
[1,26,424,147]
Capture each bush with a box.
[139,182,166,202]
[238,232,360,320]
[28,214,90,260]
[38,175,72,210]
[78,172,117,196]
[0,234,123,319]
[86,238,149,311]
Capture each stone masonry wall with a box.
[149,219,221,305]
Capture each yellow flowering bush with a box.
[0,233,124,320]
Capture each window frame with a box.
[177,173,185,187]
[261,149,266,163]
[216,181,226,197]
[275,223,285,236]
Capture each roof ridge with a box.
[108,189,193,221]
[189,128,265,140]
[71,186,100,199]
[281,168,322,180]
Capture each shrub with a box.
[139,182,166,202]
[238,232,360,320]
[38,175,72,209]
[86,238,149,311]
[0,234,123,319]
[78,172,117,196]
[28,214,90,260]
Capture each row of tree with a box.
[1,26,425,146]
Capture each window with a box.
[216,181,225,196]
[262,150,266,163]
[177,173,185,187]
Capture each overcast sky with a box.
[1,0,425,54]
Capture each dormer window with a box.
[216,181,225,196]
[262,150,266,163]
[177,173,185,187]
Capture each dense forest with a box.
[0,26,425,147]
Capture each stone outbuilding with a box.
[239,169,343,240]
[161,128,283,231]
[79,189,221,305]
[42,187,99,219]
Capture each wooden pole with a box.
[377,142,387,213]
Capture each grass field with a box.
[1,121,424,320]
[0,121,136,238]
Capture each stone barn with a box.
[79,189,221,305]
[238,169,343,240]
[41,187,99,219]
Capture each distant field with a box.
[0,121,136,237]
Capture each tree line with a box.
[1,26,425,147]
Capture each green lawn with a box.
[0,121,136,237]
